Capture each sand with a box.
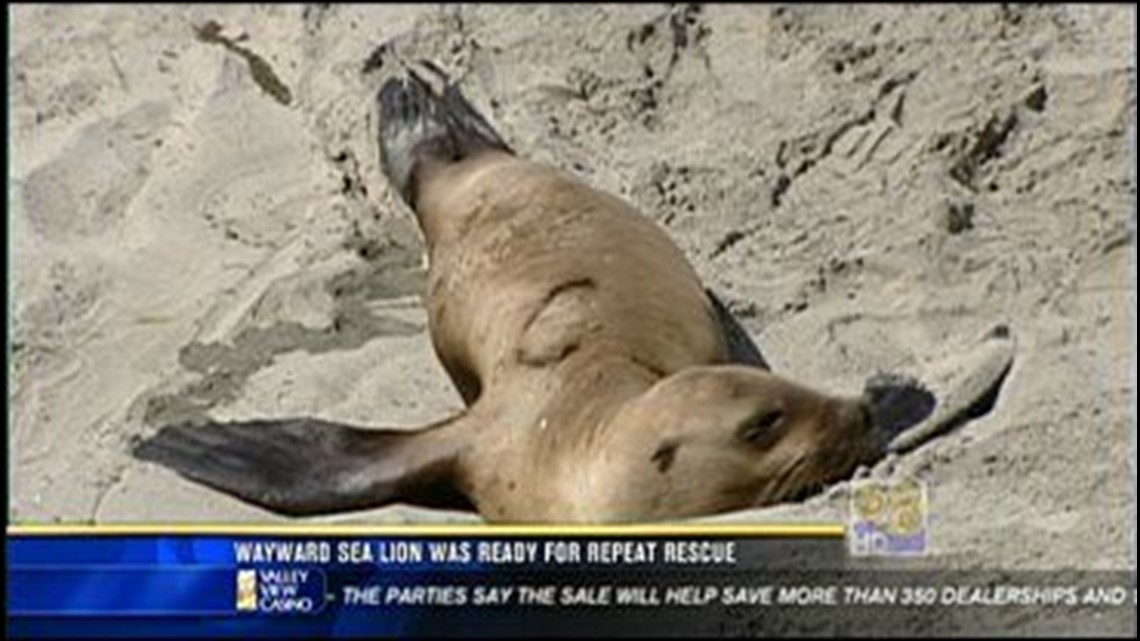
[9,5,1136,571]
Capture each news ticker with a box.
[7,523,1136,638]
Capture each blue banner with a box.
[6,527,1135,638]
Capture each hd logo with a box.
[848,477,928,557]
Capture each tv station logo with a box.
[234,568,325,614]
[848,477,928,557]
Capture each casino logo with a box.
[234,568,323,614]
[236,569,258,611]
[848,477,928,557]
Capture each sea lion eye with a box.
[737,409,785,445]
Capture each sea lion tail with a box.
[131,415,473,517]
[376,61,510,206]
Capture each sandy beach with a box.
[9,4,1136,572]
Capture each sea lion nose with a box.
[812,398,879,475]
[859,401,874,430]
[831,398,873,433]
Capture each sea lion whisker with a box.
[772,455,811,503]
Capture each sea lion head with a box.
[596,365,877,520]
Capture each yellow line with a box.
[8,523,845,538]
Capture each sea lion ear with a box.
[131,417,473,516]
[705,288,770,370]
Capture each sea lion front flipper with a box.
[864,372,937,447]
[884,324,1016,454]
[705,288,771,370]
[131,417,473,516]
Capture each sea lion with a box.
[133,64,939,523]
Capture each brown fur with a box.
[134,76,880,524]
[412,150,875,522]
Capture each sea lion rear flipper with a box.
[705,288,771,370]
[376,63,510,206]
[131,417,473,516]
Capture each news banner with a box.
[7,479,1136,637]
